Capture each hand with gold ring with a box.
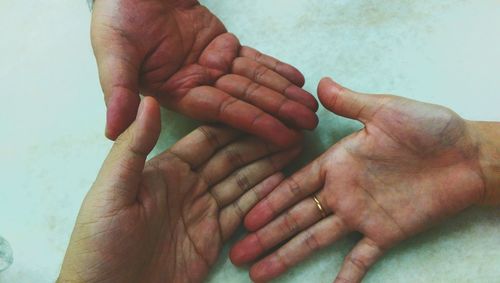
[58,97,302,283]
[230,77,500,282]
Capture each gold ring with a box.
[313,195,327,218]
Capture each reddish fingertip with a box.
[230,234,263,266]
[250,257,287,282]
[105,124,119,141]
[244,202,274,231]
[105,91,141,141]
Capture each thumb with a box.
[94,96,161,206]
[94,43,142,140]
[318,77,380,123]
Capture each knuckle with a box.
[303,230,321,252]
[235,172,251,192]
[282,211,300,234]
[249,111,266,128]
[286,177,302,197]
[217,97,238,117]
[198,126,221,148]
[224,148,245,168]
[248,186,262,203]
[253,64,270,81]
[347,254,368,273]
[243,81,261,100]
[210,189,222,208]
[232,200,245,220]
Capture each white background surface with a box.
[1,0,499,282]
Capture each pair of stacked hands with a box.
[59,1,500,282]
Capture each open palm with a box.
[92,0,318,145]
[230,78,486,282]
[58,97,301,283]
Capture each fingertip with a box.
[309,96,320,112]
[105,126,119,141]
[249,257,287,283]
[229,234,263,266]
[249,266,265,283]
[229,244,247,266]
[304,113,319,130]
[243,211,260,231]
[105,90,141,141]
[317,77,344,111]
[318,77,342,97]
[295,72,305,87]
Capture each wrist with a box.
[468,120,500,205]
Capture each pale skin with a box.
[230,78,500,283]
[57,97,303,283]
[92,0,318,146]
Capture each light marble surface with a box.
[1,0,499,282]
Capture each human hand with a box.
[230,78,488,282]
[58,97,302,283]
[92,0,318,146]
